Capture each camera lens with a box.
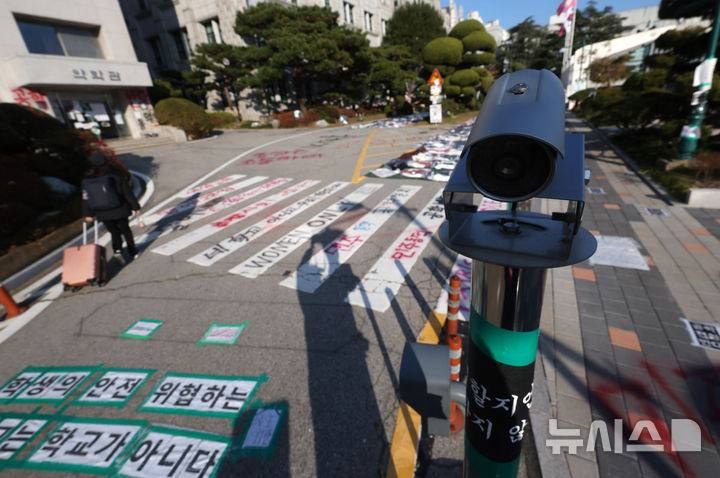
[467,135,556,202]
[493,155,523,180]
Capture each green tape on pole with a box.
[469,307,539,367]
[466,436,520,478]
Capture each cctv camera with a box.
[464,69,566,202]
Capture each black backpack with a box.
[84,175,123,211]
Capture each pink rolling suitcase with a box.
[61,222,106,290]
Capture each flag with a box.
[557,0,576,15]
[557,0,576,36]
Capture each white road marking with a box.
[345,194,445,312]
[229,183,383,278]
[151,180,320,256]
[279,185,421,293]
[188,181,349,266]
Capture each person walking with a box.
[82,152,140,265]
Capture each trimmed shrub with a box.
[208,111,238,127]
[463,52,496,66]
[462,31,497,53]
[423,64,457,78]
[422,37,464,66]
[444,84,461,97]
[461,86,476,96]
[442,97,464,115]
[450,69,480,87]
[449,19,484,40]
[154,98,212,139]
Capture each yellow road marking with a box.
[351,128,377,183]
[386,311,448,478]
[364,149,416,158]
[361,163,383,169]
[368,140,424,149]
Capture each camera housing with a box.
[464,69,566,202]
[440,69,597,268]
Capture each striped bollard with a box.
[446,275,464,434]
[0,284,27,319]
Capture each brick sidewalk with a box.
[530,116,720,478]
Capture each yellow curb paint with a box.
[386,401,422,478]
[352,128,377,183]
[386,311,448,478]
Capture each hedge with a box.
[449,20,484,40]
[462,31,497,54]
[154,98,212,139]
[450,69,480,87]
[422,37,464,66]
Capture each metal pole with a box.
[677,0,720,159]
[464,261,546,478]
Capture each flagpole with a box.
[561,4,577,91]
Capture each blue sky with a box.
[444,0,659,29]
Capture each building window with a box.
[343,2,354,25]
[202,18,223,44]
[324,0,330,6]
[172,28,190,60]
[16,19,103,58]
[364,11,373,32]
[381,19,387,35]
[147,36,164,66]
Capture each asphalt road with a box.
[0,124,468,477]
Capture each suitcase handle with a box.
[82,221,99,245]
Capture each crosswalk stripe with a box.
[151,179,320,256]
[136,177,285,247]
[345,194,445,312]
[229,183,384,278]
[187,181,349,266]
[279,185,421,294]
[143,176,264,225]
[177,174,245,197]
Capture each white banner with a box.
[152,180,319,256]
[345,195,445,312]
[188,182,348,266]
[229,183,383,278]
[279,185,421,293]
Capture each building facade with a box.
[553,6,708,100]
[118,0,456,119]
[0,0,154,139]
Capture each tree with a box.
[588,55,628,87]
[234,4,370,109]
[383,4,446,58]
[366,44,419,105]
[421,20,495,110]
[659,0,716,19]
[188,43,249,114]
[495,18,563,75]
[573,1,631,51]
